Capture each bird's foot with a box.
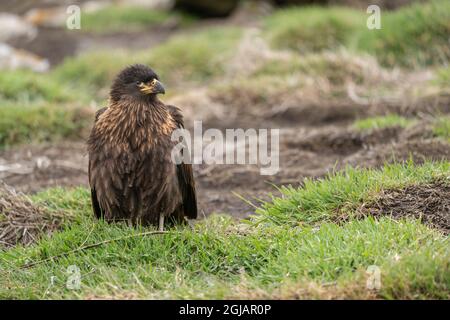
[159,214,164,232]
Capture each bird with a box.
[87,64,197,230]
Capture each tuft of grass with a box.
[357,0,450,67]
[51,51,131,97]
[140,27,241,85]
[435,67,450,87]
[0,70,77,103]
[254,161,449,227]
[353,114,416,131]
[264,6,365,53]
[52,27,241,95]
[81,7,193,33]
[0,162,449,299]
[0,103,93,148]
[265,1,450,67]
[433,116,450,141]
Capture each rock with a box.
[116,0,174,10]
[0,13,37,42]
[24,7,68,28]
[174,0,239,17]
[0,43,49,72]
[274,0,418,9]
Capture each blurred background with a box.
[0,0,449,218]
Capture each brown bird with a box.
[87,64,197,230]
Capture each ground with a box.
[0,0,449,299]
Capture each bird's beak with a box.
[139,79,166,95]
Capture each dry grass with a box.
[0,184,64,248]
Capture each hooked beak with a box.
[138,79,165,95]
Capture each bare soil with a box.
[358,179,450,235]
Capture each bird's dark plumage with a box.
[87,64,197,227]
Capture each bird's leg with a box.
[159,214,164,232]
[184,217,194,230]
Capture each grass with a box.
[357,0,450,67]
[0,70,77,103]
[264,6,365,54]
[433,117,450,141]
[254,161,449,226]
[353,114,416,131]
[140,27,241,86]
[81,7,194,33]
[265,1,450,68]
[52,27,241,95]
[0,161,448,299]
[52,50,131,96]
[435,67,450,87]
[0,103,92,148]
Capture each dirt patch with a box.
[0,142,88,193]
[371,93,450,118]
[285,126,401,156]
[0,183,62,248]
[263,100,366,126]
[359,179,450,234]
[343,139,450,169]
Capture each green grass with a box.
[433,117,450,141]
[0,162,448,299]
[52,50,131,96]
[265,1,450,68]
[0,70,77,103]
[353,115,416,131]
[140,27,241,85]
[254,161,449,227]
[81,7,193,33]
[0,103,92,148]
[357,0,450,67]
[52,27,241,95]
[435,67,450,87]
[264,6,365,54]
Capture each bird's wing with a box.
[89,107,108,219]
[168,105,198,219]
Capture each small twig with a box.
[21,230,171,269]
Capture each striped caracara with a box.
[87,64,197,230]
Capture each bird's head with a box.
[110,64,165,103]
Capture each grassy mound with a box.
[0,70,77,103]
[82,7,193,33]
[254,161,449,226]
[435,67,450,87]
[0,103,92,148]
[140,27,241,85]
[433,117,450,142]
[52,27,241,95]
[264,6,364,53]
[265,1,450,68]
[357,0,450,67]
[0,162,448,299]
[353,115,416,131]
